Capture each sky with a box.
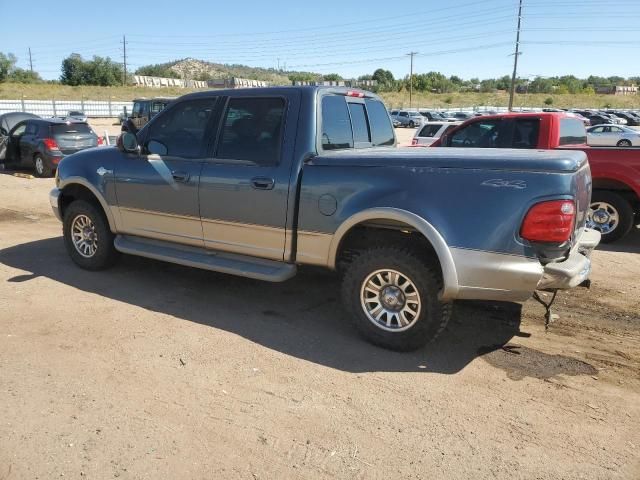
[1,0,639,82]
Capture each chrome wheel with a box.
[34,156,45,176]
[71,214,98,258]
[588,201,619,235]
[360,269,421,332]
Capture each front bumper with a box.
[537,228,601,290]
[50,188,62,221]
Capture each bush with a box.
[444,96,453,104]
[544,97,554,105]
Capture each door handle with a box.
[251,177,275,190]
[171,171,190,183]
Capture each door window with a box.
[449,120,502,147]
[145,98,217,158]
[511,118,540,148]
[590,126,604,133]
[216,97,286,166]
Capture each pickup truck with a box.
[431,112,640,243]
[50,87,599,351]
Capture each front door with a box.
[114,97,218,247]
[199,94,298,261]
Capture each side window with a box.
[450,120,501,148]
[145,98,217,158]
[511,119,540,149]
[418,124,442,137]
[11,123,27,136]
[348,102,370,144]
[399,112,408,117]
[216,97,285,166]
[390,110,398,116]
[611,126,622,133]
[25,123,37,135]
[559,118,587,146]
[590,126,604,133]
[321,95,353,150]
[132,102,142,117]
[365,99,395,146]
[141,102,150,118]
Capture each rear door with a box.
[19,121,38,164]
[114,96,218,247]
[198,93,299,260]
[51,123,98,155]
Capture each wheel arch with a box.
[329,208,459,300]
[58,179,116,232]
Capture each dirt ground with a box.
[1,157,639,479]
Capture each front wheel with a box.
[587,191,634,243]
[341,246,452,351]
[63,200,119,270]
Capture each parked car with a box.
[389,110,424,128]
[0,112,40,165]
[411,121,461,146]
[391,118,401,128]
[50,87,598,351]
[121,97,174,133]
[587,125,640,147]
[587,114,614,126]
[66,110,87,122]
[606,111,640,127]
[446,111,473,121]
[598,112,626,125]
[419,111,456,122]
[3,118,101,177]
[432,112,640,243]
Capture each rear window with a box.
[365,99,394,146]
[321,96,354,150]
[52,123,93,135]
[559,118,587,146]
[348,103,370,143]
[418,124,442,138]
[511,119,540,148]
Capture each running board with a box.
[114,235,297,282]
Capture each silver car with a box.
[587,125,640,147]
[412,121,461,146]
[389,110,424,128]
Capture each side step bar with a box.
[114,235,297,282]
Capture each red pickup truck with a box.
[431,112,640,242]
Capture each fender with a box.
[327,207,459,300]
[58,176,118,232]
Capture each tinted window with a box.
[449,120,501,148]
[321,95,353,150]
[511,119,540,148]
[132,102,143,117]
[51,123,92,135]
[146,98,217,158]
[559,118,587,146]
[442,124,458,135]
[216,97,285,166]
[419,124,443,137]
[399,112,408,117]
[151,102,167,114]
[365,99,394,146]
[68,111,84,116]
[25,123,37,135]
[348,103,370,143]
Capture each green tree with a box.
[322,73,343,81]
[0,52,17,82]
[8,68,42,83]
[61,54,123,86]
[544,97,554,105]
[135,63,180,78]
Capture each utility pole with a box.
[28,47,33,72]
[122,35,128,86]
[277,58,280,71]
[508,0,523,112]
[407,51,417,108]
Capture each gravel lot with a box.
[1,144,639,479]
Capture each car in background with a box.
[3,118,101,177]
[587,125,640,147]
[598,112,626,125]
[606,111,640,127]
[66,110,88,122]
[446,111,473,121]
[586,113,614,126]
[389,110,425,128]
[0,112,40,165]
[391,118,401,128]
[419,111,456,122]
[121,97,174,133]
[411,121,461,146]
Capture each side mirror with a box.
[117,132,139,153]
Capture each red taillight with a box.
[43,138,59,150]
[521,200,576,243]
[346,90,365,98]
[97,136,104,146]
[411,138,418,145]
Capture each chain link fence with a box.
[0,99,133,118]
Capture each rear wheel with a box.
[341,246,452,351]
[409,120,415,128]
[63,200,119,270]
[617,139,632,147]
[587,191,634,243]
[33,154,53,178]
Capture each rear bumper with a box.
[49,188,62,221]
[536,228,601,290]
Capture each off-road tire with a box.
[589,191,634,243]
[341,246,452,351]
[63,200,119,270]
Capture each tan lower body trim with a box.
[201,218,287,261]
[118,207,204,247]
[296,230,333,266]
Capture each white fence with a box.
[0,99,133,118]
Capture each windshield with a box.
[408,111,420,116]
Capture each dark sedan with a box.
[3,118,101,177]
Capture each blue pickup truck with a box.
[49,86,600,351]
